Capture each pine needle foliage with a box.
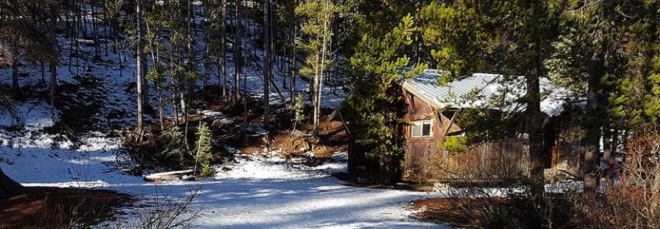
[344,15,427,184]
[194,123,213,175]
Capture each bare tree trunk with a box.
[233,0,241,102]
[312,53,320,135]
[11,56,20,95]
[526,55,544,195]
[290,24,296,102]
[91,0,100,58]
[314,14,329,136]
[583,46,607,191]
[172,94,179,126]
[263,0,271,126]
[49,4,58,107]
[158,82,165,131]
[136,0,145,137]
[220,0,227,97]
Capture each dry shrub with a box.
[417,183,581,228]
[569,132,660,228]
[0,187,132,229]
[412,131,660,228]
[112,186,201,229]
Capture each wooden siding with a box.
[401,88,529,183]
[402,89,462,170]
[403,138,530,182]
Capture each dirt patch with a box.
[0,187,132,228]
[121,94,349,174]
[268,121,348,159]
[208,98,349,158]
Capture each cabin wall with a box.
[402,90,463,181]
[547,115,583,178]
[404,138,530,182]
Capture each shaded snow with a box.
[1,135,447,228]
[0,4,439,228]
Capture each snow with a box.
[0,100,59,130]
[0,133,446,228]
[0,3,441,227]
[405,69,578,116]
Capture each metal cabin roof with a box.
[401,69,572,116]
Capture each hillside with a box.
[0,1,443,228]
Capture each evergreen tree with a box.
[344,15,426,184]
[0,0,60,101]
[295,0,344,135]
[549,0,659,189]
[195,123,214,174]
[419,0,565,190]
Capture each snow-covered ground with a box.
[0,135,446,228]
[0,4,440,228]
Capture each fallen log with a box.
[143,170,195,182]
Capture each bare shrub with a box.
[569,131,660,228]
[427,131,660,228]
[112,186,201,229]
[420,138,578,228]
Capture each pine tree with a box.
[419,0,565,191]
[195,123,214,175]
[295,0,344,135]
[344,15,426,184]
[549,0,659,190]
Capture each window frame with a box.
[411,120,433,138]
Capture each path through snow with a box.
[1,136,447,228]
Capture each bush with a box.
[119,127,194,174]
[567,131,660,228]
[439,136,468,154]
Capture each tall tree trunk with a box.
[584,46,607,191]
[136,0,145,136]
[312,53,320,135]
[314,14,329,136]
[220,0,227,97]
[526,41,544,196]
[0,167,22,199]
[263,0,271,126]
[182,92,190,150]
[290,23,296,102]
[91,0,100,58]
[525,7,547,194]
[158,82,165,131]
[49,4,58,107]
[233,0,241,102]
[11,57,20,95]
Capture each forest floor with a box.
[0,187,132,228]
[0,8,445,227]
[0,92,446,228]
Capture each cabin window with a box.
[411,120,432,137]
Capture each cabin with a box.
[399,69,581,183]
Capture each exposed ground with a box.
[0,6,439,227]
[0,187,131,229]
[411,198,480,227]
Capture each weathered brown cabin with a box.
[399,70,581,183]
